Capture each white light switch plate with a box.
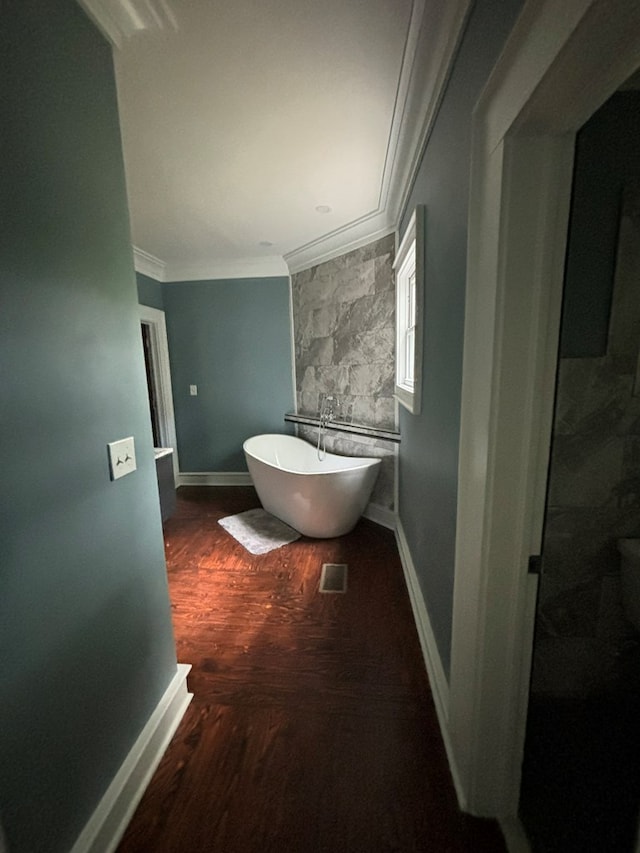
[108,436,137,480]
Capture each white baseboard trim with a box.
[71,663,193,853]
[178,471,253,487]
[362,502,396,530]
[395,520,466,809]
[500,816,532,853]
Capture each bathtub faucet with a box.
[317,395,337,461]
[319,394,336,427]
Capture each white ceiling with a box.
[78,0,470,279]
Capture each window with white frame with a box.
[394,205,423,414]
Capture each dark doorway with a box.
[519,88,640,853]
[141,322,161,447]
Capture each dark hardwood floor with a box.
[118,486,506,853]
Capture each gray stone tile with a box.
[315,365,350,394]
[300,366,318,394]
[374,252,394,292]
[554,358,632,436]
[536,575,601,638]
[311,305,338,338]
[375,396,396,429]
[542,507,621,586]
[547,433,624,506]
[334,327,394,365]
[340,292,395,337]
[304,336,334,367]
[335,261,375,303]
[351,396,375,426]
[349,363,394,397]
[298,391,320,416]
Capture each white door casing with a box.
[450,0,640,820]
[139,305,180,480]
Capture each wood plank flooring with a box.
[118,487,506,852]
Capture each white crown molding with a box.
[133,246,167,281]
[389,0,472,222]
[75,0,177,49]
[164,255,290,282]
[284,0,472,274]
[285,225,396,275]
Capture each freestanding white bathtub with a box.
[243,433,381,538]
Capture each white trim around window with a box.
[394,205,424,414]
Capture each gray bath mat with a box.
[218,508,301,554]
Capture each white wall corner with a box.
[133,246,167,282]
[70,663,192,853]
[394,520,466,810]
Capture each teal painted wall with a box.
[398,0,525,678]
[137,272,165,311]
[561,91,640,357]
[1,2,178,851]
[163,278,294,471]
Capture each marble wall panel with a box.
[291,233,396,431]
[547,434,625,507]
[291,234,397,509]
[534,184,640,697]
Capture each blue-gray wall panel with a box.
[137,272,165,310]
[164,278,294,471]
[1,2,177,850]
[398,0,525,677]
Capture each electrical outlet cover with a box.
[108,436,137,480]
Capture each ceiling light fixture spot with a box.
[315,205,332,214]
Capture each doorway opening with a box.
[141,321,162,447]
[519,85,640,852]
[138,304,180,480]
[450,0,640,833]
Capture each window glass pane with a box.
[405,326,415,384]
[408,270,416,327]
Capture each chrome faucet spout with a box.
[319,394,336,427]
[317,395,338,460]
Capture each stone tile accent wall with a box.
[291,234,396,429]
[532,184,640,697]
[291,234,397,511]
